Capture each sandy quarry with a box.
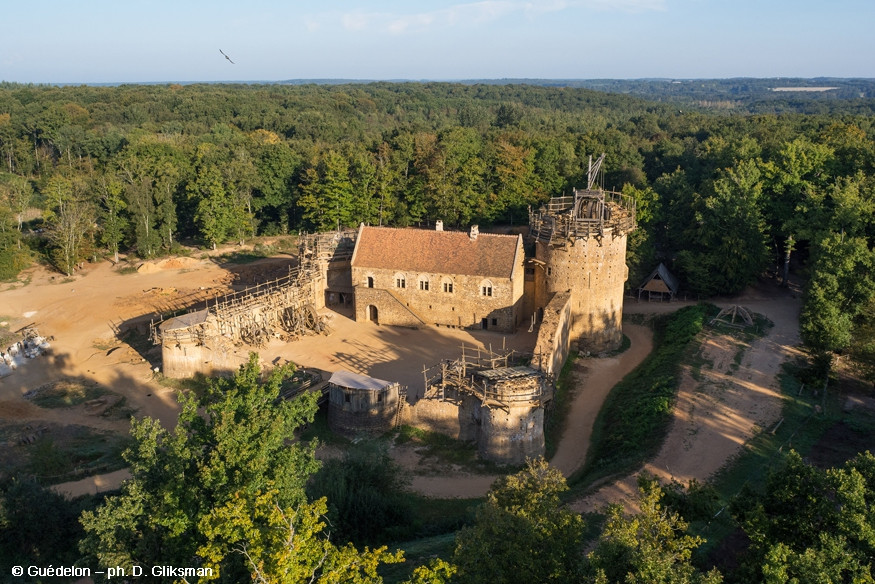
[0,251,801,508]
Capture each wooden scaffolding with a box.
[423,344,551,409]
[151,260,328,348]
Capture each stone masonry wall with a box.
[478,405,545,464]
[404,396,479,442]
[351,266,522,332]
[535,231,629,352]
[533,291,573,379]
[327,384,400,435]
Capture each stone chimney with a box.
[469,225,479,241]
[435,220,443,231]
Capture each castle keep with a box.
[529,185,636,353]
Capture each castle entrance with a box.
[368,305,379,324]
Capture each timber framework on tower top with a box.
[422,343,551,408]
[528,153,637,245]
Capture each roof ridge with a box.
[359,225,520,238]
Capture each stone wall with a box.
[355,287,427,328]
[404,396,479,442]
[160,318,248,378]
[533,292,573,379]
[478,405,545,465]
[351,267,523,332]
[535,230,629,352]
[327,383,400,435]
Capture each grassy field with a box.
[0,422,133,485]
[26,379,108,408]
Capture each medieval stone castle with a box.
[153,156,636,464]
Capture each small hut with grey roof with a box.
[350,224,525,333]
[327,369,403,435]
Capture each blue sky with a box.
[2,0,873,84]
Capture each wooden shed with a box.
[327,370,402,435]
[637,263,679,301]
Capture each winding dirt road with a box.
[571,288,801,513]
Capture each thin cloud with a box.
[325,0,664,35]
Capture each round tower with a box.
[529,155,636,353]
[474,366,550,464]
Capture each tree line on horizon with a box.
[0,80,873,377]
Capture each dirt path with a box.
[551,325,653,476]
[9,253,801,507]
[2,252,535,498]
[51,468,132,498]
[47,320,653,501]
[571,288,802,513]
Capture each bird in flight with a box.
[219,49,235,64]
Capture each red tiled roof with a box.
[352,226,520,279]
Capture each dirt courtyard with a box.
[1,254,802,506]
[1,254,536,494]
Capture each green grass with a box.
[379,495,484,583]
[400,494,482,540]
[213,240,298,264]
[217,251,272,264]
[395,425,479,467]
[155,371,211,393]
[19,426,134,484]
[299,405,351,446]
[380,532,459,584]
[27,379,108,408]
[571,304,718,489]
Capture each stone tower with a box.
[529,155,637,352]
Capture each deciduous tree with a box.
[453,458,585,584]
[587,481,722,584]
[80,355,321,581]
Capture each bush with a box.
[306,440,413,546]
[0,234,31,280]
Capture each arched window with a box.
[418,275,430,291]
[366,275,375,288]
[441,277,454,294]
[394,272,406,289]
[480,279,494,297]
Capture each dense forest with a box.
[1,80,874,369]
[1,80,875,582]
